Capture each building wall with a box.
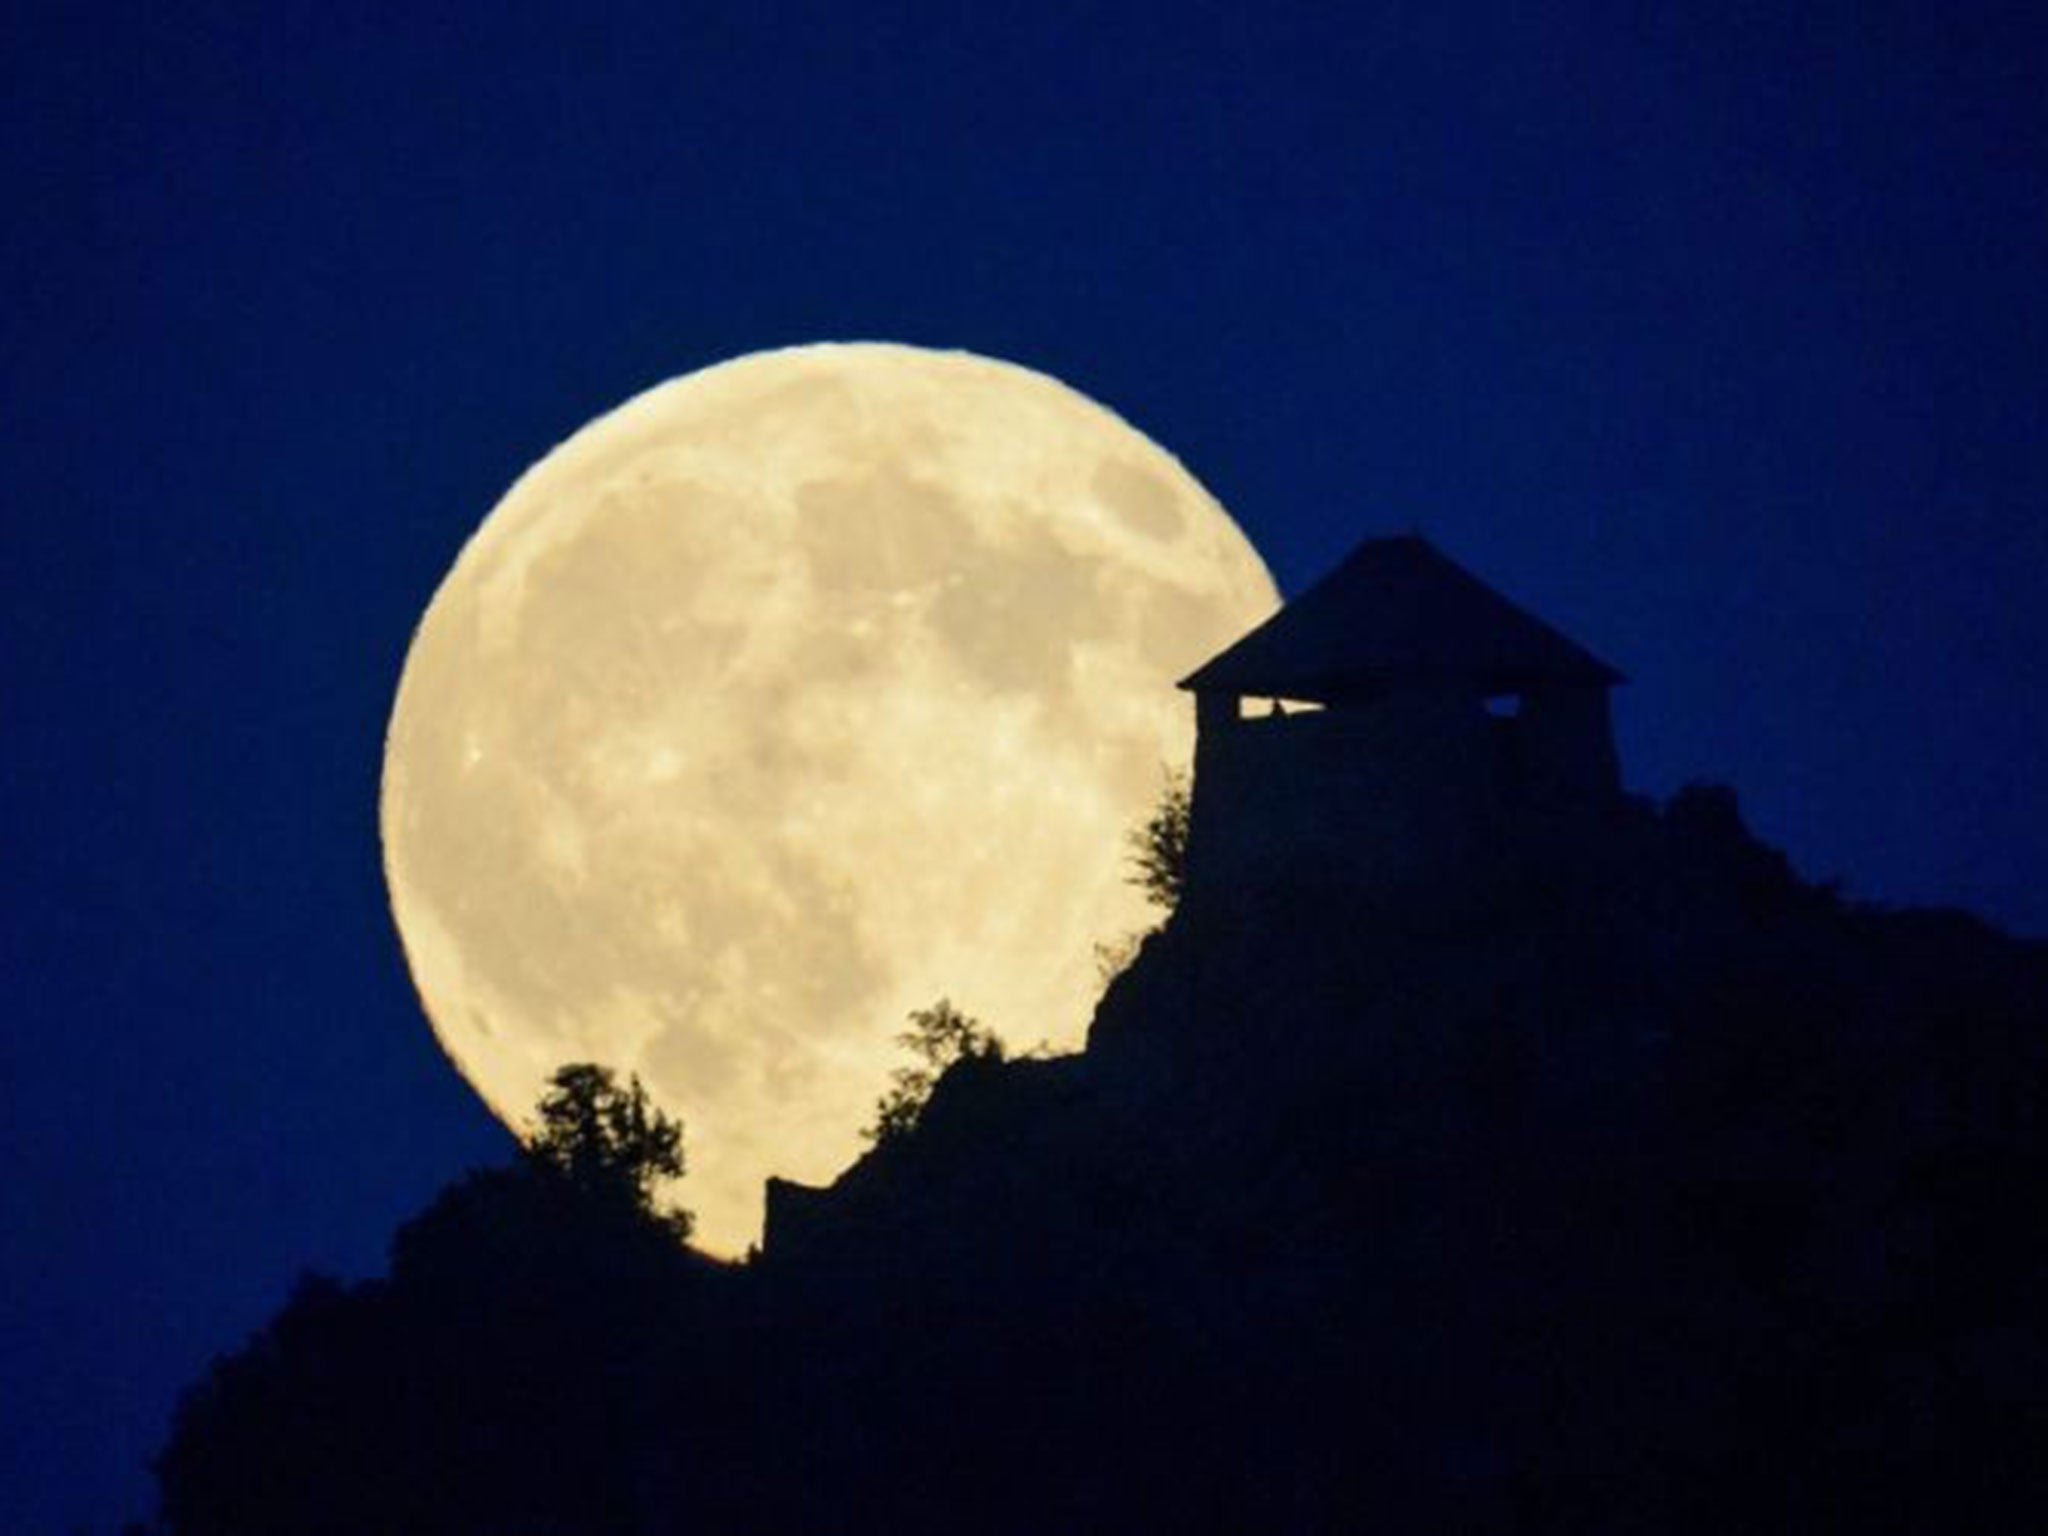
[1518,687,1621,805]
[1183,686,1618,916]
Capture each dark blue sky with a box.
[4,3,2043,1526]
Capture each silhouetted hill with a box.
[154,786,2047,1534]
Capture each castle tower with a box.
[1177,535,1624,908]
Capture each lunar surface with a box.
[381,343,1277,1254]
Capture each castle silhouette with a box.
[1179,534,1624,913]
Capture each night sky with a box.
[5,3,2043,1527]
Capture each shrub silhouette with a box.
[1126,767,1189,912]
[154,1065,703,1535]
[526,1062,691,1236]
[864,998,1002,1144]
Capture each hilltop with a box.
[152,536,2047,1532]
[153,784,2048,1534]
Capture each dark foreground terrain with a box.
[154,787,2047,1534]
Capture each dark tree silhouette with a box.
[154,1066,709,1535]
[1088,770,1193,988]
[526,1062,691,1235]
[864,999,1003,1144]
[1126,767,1189,912]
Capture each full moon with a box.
[381,343,1276,1254]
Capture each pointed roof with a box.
[1180,535,1624,698]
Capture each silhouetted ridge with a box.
[748,786,2046,1533]
[151,536,2048,1535]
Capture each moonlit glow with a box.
[381,343,1276,1253]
